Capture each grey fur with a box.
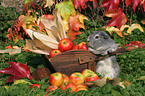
[87,31,120,79]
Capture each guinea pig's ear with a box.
[100,32,109,39]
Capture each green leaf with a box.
[55,0,76,21]
[14,79,32,85]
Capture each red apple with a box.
[65,82,76,93]
[49,72,64,87]
[85,74,99,83]
[73,45,79,50]
[58,38,73,52]
[45,85,58,96]
[76,84,87,89]
[62,74,69,84]
[78,42,87,50]
[30,84,41,88]
[82,69,96,79]
[75,87,88,92]
[49,49,62,58]
[69,72,85,85]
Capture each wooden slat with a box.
[48,49,96,76]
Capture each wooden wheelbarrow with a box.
[32,48,126,81]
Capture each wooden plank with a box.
[48,49,96,76]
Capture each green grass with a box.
[0,2,145,96]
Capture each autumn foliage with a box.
[7,0,144,42]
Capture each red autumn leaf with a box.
[140,0,145,11]
[0,62,32,84]
[100,0,119,12]
[6,45,13,49]
[125,0,140,11]
[69,15,85,31]
[73,0,97,9]
[123,41,145,51]
[104,8,127,29]
[23,0,35,14]
[67,30,81,40]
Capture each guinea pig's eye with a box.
[95,35,99,39]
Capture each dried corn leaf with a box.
[26,29,58,49]
[26,39,51,55]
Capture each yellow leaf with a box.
[106,26,120,35]
[127,23,144,34]
[62,20,69,31]
[78,13,89,24]
[44,0,55,8]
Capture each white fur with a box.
[96,57,118,79]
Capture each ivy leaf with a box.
[140,0,145,11]
[67,30,81,40]
[100,0,119,12]
[125,0,140,11]
[55,0,76,21]
[104,8,127,29]
[24,0,35,13]
[73,0,97,9]
[0,62,32,84]
[69,15,86,31]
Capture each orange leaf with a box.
[104,8,127,29]
[22,46,29,52]
[141,19,145,24]
[6,45,13,49]
[67,30,81,40]
[42,15,54,21]
[69,15,85,31]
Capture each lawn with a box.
[0,0,145,96]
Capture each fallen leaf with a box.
[141,19,145,24]
[123,41,145,51]
[127,23,144,34]
[136,76,145,80]
[106,25,129,37]
[107,78,125,88]
[0,48,21,55]
[122,79,131,86]
[85,78,107,88]
[0,62,32,84]
[5,45,12,49]
[14,79,32,85]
